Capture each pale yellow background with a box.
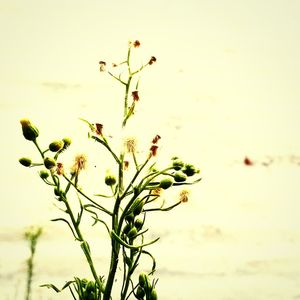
[1,1,300,299]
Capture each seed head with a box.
[179,189,190,203]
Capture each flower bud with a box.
[149,288,158,300]
[54,187,61,196]
[133,199,145,216]
[105,173,117,186]
[172,159,184,170]
[134,218,143,231]
[139,272,150,288]
[20,119,39,141]
[19,157,32,167]
[49,140,64,152]
[127,226,138,239]
[122,223,132,235]
[44,157,56,169]
[62,137,72,149]
[136,286,145,298]
[182,164,198,176]
[159,178,173,190]
[174,171,187,182]
[39,170,49,179]
[125,212,134,223]
[86,281,96,293]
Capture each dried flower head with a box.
[133,40,141,48]
[124,137,137,154]
[95,123,103,136]
[99,61,106,72]
[179,189,190,203]
[151,188,163,196]
[56,162,64,176]
[152,134,161,144]
[124,160,129,170]
[132,91,139,101]
[71,154,87,174]
[148,56,157,65]
[150,145,159,157]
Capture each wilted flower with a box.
[152,134,161,144]
[95,123,103,136]
[149,145,158,157]
[148,56,157,65]
[99,61,106,72]
[124,137,137,154]
[124,160,129,170]
[133,40,141,48]
[132,91,139,101]
[71,154,87,174]
[150,188,163,196]
[179,189,190,203]
[56,162,64,175]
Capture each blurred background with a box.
[1,0,300,299]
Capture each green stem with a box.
[63,198,104,293]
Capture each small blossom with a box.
[95,123,103,136]
[99,61,106,72]
[150,145,159,157]
[124,137,137,154]
[179,189,190,203]
[71,154,87,174]
[148,56,157,65]
[152,134,161,144]
[132,91,139,101]
[56,162,64,175]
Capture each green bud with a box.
[174,171,187,182]
[182,164,198,176]
[39,170,49,179]
[127,226,138,239]
[134,218,143,231]
[133,199,145,216]
[159,178,173,189]
[86,281,95,293]
[62,137,72,150]
[44,157,56,169]
[149,288,158,300]
[20,119,39,141]
[105,174,117,186]
[54,187,61,196]
[125,212,134,223]
[122,223,132,235]
[19,157,32,167]
[49,140,64,152]
[172,159,184,170]
[139,272,150,288]
[136,286,145,298]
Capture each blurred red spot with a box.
[244,156,253,166]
